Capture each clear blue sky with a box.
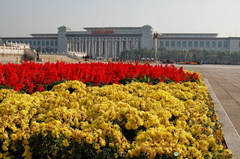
[1,0,240,37]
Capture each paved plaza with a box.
[177,64,240,158]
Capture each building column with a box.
[88,39,91,56]
[126,38,129,49]
[72,37,74,52]
[66,40,68,52]
[94,39,98,57]
[91,37,94,58]
[91,38,94,58]
[133,38,136,50]
[73,39,76,52]
[75,39,78,52]
[111,38,114,58]
[115,39,118,58]
[85,38,87,53]
[68,39,71,52]
[119,38,122,57]
[104,38,107,58]
[95,40,97,58]
[98,38,101,57]
[81,39,84,52]
[73,40,75,52]
[105,39,108,58]
[107,39,110,58]
[138,38,141,50]
[68,40,71,52]
[78,38,81,52]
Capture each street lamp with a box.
[152,32,161,62]
[184,49,188,62]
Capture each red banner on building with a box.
[92,29,115,34]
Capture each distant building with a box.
[159,33,240,53]
[1,25,240,58]
[1,34,58,53]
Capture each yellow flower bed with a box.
[0,73,233,159]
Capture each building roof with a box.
[161,33,218,38]
[83,27,142,30]
[2,36,57,40]
[30,34,58,37]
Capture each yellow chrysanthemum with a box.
[10,133,18,141]
[62,139,70,147]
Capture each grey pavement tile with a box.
[228,92,240,103]
[227,114,240,133]
[220,101,240,115]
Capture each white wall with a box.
[229,38,240,52]
[58,26,71,53]
[141,25,153,49]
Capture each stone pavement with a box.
[177,64,240,158]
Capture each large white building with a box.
[159,33,240,53]
[1,25,240,58]
[57,25,153,58]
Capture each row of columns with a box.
[67,37,141,58]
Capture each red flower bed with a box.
[0,61,199,93]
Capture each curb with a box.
[204,78,240,159]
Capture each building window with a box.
[171,41,175,47]
[55,41,58,46]
[51,41,54,46]
[200,41,204,47]
[37,41,41,46]
[177,41,181,47]
[188,41,192,47]
[218,41,222,48]
[159,41,164,47]
[194,41,198,47]
[29,41,32,45]
[224,41,228,48]
[42,41,45,46]
[212,41,216,47]
[206,41,210,47]
[46,41,49,46]
[182,41,187,47]
[166,41,169,47]
[33,41,36,46]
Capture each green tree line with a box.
[120,48,240,64]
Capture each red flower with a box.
[36,85,44,92]
[0,62,199,93]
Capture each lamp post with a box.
[184,49,188,62]
[152,32,161,62]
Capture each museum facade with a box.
[1,25,240,58]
